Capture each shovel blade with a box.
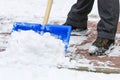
[12,22,42,33]
[12,22,72,51]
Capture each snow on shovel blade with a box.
[12,22,72,52]
[43,24,72,51]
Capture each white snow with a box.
[0,0,120,80]
[88,45,98,54]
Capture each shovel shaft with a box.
[43,0,53,24]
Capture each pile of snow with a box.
[0,31,66,66]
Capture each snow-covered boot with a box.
[88,37,114,56]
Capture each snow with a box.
[0,0,120,80]
[88,45,98,54]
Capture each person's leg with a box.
[97,0,119,40]
[89,0,119,56]
[64,0,94,29]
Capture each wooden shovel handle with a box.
[43,0,53,24]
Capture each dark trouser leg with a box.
[65,0,94,28]
[97,0,119,40]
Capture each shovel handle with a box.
[43,0,53,24]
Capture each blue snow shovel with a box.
[12,0,72,52]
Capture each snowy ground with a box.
[0,0,120,80]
